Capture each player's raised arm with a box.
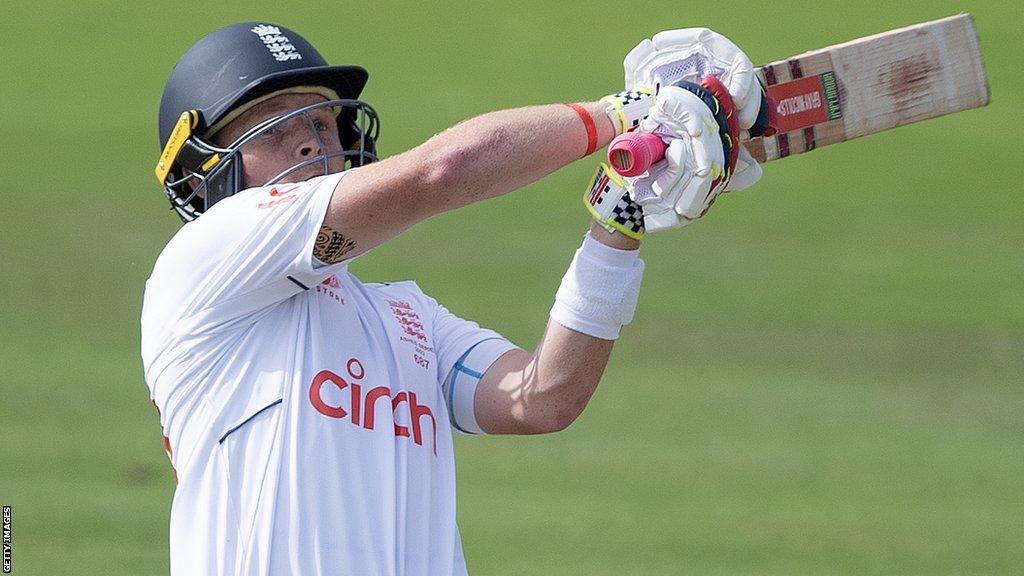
[440,30,766,435]
[317,101,621,263]
[320,28,770,263]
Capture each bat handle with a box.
[607,132,666,177]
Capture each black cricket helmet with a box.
[156,22,379,222]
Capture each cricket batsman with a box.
[143,22,766,575]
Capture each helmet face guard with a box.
[157,98,378,222]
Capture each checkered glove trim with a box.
[584,163,645,240]
[601,89,653,134]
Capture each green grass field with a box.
[1,0,1021,574]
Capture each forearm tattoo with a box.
[313,225,356,263]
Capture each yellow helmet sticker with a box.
[155,110,199,184]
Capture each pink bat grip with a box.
[607,132,666,177]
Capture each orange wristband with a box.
[566,103,598,157]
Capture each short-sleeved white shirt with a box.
[141,173,516,576]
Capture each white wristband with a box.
[549,233,644,340]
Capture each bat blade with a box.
[745,13,990,163]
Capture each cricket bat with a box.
[607,13,989,174]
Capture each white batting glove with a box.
[624,28,762,131]
[727,145,762,192]
[627,85,727,231]
[618,29,765,202]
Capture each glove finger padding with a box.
[733,67,764,131]
[647,85,715,142]
[623,28,761,130]
[627,86,726,232]
[724,145,762,192]
[622,39,656,88]
[648,87,725,181]
[651,29,753,106]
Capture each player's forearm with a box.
[476,225,641,434]
[322,102,619,258]
[412,102,619,213]
[475,319,617,435]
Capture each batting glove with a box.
[623,28,770,198]
[627,84,728,231]
[624,28,761,131]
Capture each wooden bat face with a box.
[744,13,989,163]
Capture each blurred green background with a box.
[1,0,1021,574]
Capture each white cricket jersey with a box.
[141,173,516,576]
